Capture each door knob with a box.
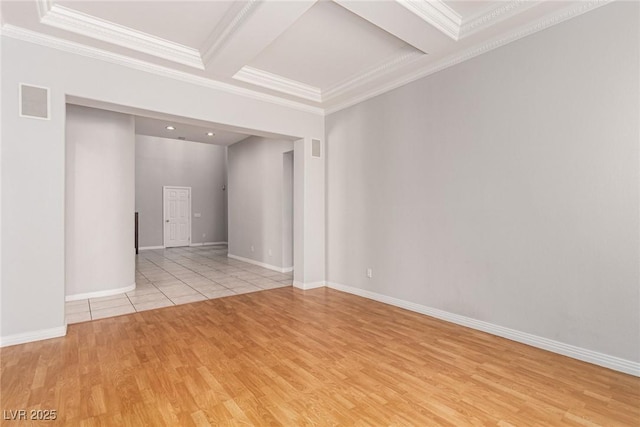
[166,220,169,222]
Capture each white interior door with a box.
[163,186,191,248]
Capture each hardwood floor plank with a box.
[1,287,638,426]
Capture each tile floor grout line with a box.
[124,292,138,313]
[144,255,209,303]
[66,245,294,324]
[145,253,213,286]
[151,282,177,307]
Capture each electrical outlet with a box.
[366,268,373,278]
[268,249,272,256]
[251,245,254,252]
[202,234,206,238]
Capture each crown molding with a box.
[234,66,322,103]
[235,50,423,103]
[36,0,204,69]
[323,49,424,102]
[0,24,324,115]
[396,0,542,41]
[35,0,52,18]
[325,0,611,115]
[396,0,462,40]
[201,0,260,66]
[460,1,539,38]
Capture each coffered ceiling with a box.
[1,0,609,114]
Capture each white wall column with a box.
[65,105,136,300]
[293,137,325,289]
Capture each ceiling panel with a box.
[135,116,249,146]
[248,0,423,90]
[56,0,234,48]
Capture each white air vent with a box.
[19,83,50,120]
[312,139,321,158]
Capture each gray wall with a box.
[135,135,227,247]
[326,2,639,362]
[228,136,294,269]
[65,105,135,297]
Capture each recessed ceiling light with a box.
[166,125,175,130]
[207,132,214,136]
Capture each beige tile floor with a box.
[65,245,293,324]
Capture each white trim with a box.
[293,280,325,290]
[0,25,324,116]
[35,0,52,18]
[395,0,536,41]
[323,50,424,102]
[18,82,50,120]
[234,66,322,103]
[228,253,293,273]
[236,52,424,104]
[140,242,228,250]
[396,0,462,40]
[201,0,260,65]
[37,1,204,69]
[190,241,228,247]
[65,282,136,302]
[0,325,67,348]
[460,1,538,39]
[326,281,640,377]
[325,0,611,115]
[163,186,192,248]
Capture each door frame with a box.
[162,185,192,248]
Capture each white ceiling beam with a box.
[333,0,454,56]
[233,66,322,103]
[201,0,317,77]
[36,0,204,69]
[395,0,461,40]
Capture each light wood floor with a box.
[1,287,638,426]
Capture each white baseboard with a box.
[190,241,228,247]
[227,253,293,273]
[326,281,640,377]
[65,282,136,302]
[293,280,325,290]
[0,325,67,348]
[141,242,228,251]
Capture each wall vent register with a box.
[312,139,321,158]
[19,84,50,120]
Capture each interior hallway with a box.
[65,245,293,323]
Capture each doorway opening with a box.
[64,98,309,324]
